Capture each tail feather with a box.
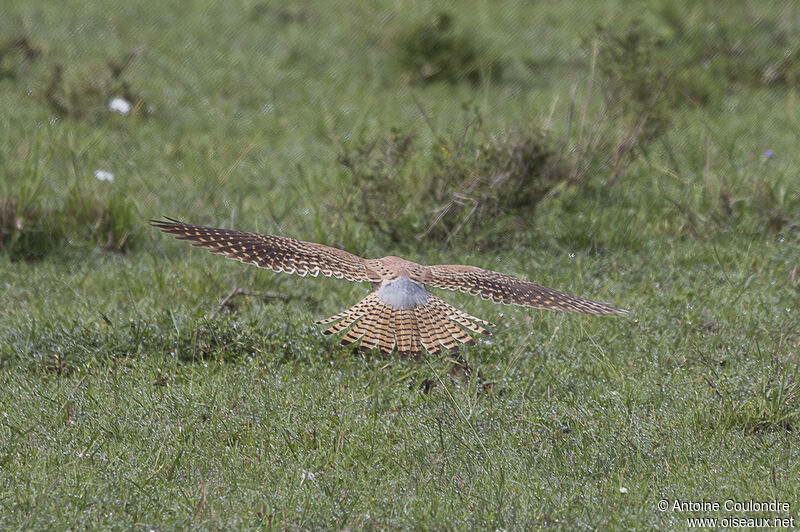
[356,305,380,351]
[429,304,460,353]
[375,303,396,354]
[395,309,421,359]
[322,312,360,335]
[317,290,493,358]
[446,305,493,335]
[430,298,474,346]
[318,292,374,336]
[315,294,370,326]
[414,306,439,353]
[315,308,350,325]
[423,301,460,352]
[341,311,368,345]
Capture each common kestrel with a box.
[151,218,627,358]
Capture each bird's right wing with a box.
[150,218,379,282]
[427,264,627,315]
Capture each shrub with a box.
[395,12,504,85]
[336,117,568,250]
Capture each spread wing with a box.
[426,264,627,315]
[150,218,377,282]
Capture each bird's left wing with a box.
[150,218,378,282]
[426,264,627,315]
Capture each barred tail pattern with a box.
[315,291,493,358]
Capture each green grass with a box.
[2,0,799,528]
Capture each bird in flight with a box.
[151,218,627,359]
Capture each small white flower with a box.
[619,486,628,494]
[300,469,316,485]
[109,97,132,115]
[94,169,114,182]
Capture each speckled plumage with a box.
[151,218,627,357]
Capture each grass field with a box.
[1,0,799,529]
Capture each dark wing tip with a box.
[149,217,185,230]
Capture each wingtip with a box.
[149,217,187,232]
[149,216,182,224]
[608,304,630,316]
[588,300,629,317]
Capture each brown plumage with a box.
[151,218,627,358]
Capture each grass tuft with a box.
[0,127,142,259]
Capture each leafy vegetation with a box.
[395,12,505,84]
[0,0,798,529]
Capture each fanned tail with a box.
[315,292,375,335]
[316,291,492,358]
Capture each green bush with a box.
[337,118,568,250]
[395,12,505,84]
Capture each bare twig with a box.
[542,93,560,134]
[209,288,309,320]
